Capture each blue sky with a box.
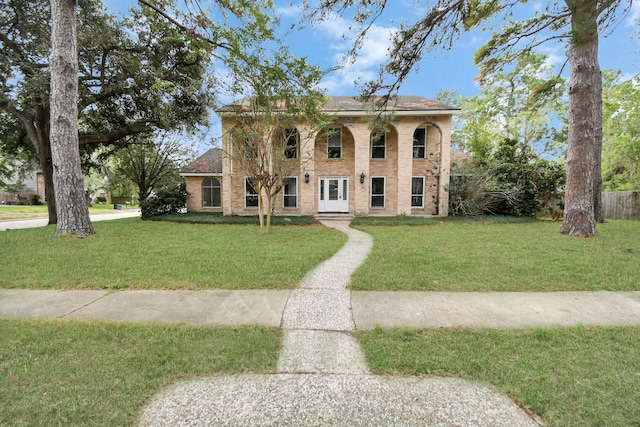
[103,0,639,151]
[104,0,639,99]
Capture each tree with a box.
[222,51,331,233]
[309,0,632,237]
[49,0,94,237]
[1,0,213,226]
[111,134,194,203]
[601,70,640,191]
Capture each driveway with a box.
[0,209,140,231]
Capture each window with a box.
[327,129,342,159]
[411,177,425,208]
[370,177,385,208]
[245,178,258,208]
[244,138,257,159]
[283,177,297,208]
[371,131,386,159]
[413,128,426,159]
[202,177,221,207]
[284,129,298,159]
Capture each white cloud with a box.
[313,12,397,94]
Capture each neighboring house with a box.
[181,95,459,217]
[0,166,45,205]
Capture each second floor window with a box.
[413,128,426,159]
[371,131,386,159]
[327,129,342,159]
[284,129,298,159]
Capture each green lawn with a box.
[0,218,346,289]
[359,325,640,426]
[0,318,280,426]
[351,219,640,291]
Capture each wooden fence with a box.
[602,191,640,220]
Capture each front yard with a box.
[351,218,640,292]
[2,216,640,425]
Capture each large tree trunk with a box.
[49,0,94,237]
[593,65,605,223]
[560,0,599,237]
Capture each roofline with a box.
[331,109,460,116]
[179,172,223,177]
[217,109,460,117]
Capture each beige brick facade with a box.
[183,96,457,217]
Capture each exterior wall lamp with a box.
[304,172,310,184]
[360,172,366,184]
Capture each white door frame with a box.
[318,176,349,213]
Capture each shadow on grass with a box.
[146,212,319,226]
[352,215,540,227]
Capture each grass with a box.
[0,204,132,220]
[359,325,640,426]
[0,318,280,426]
[0,218,346,290]
[351,219,640,291]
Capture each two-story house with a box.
[181,95,459,217]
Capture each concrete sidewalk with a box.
[3,288,640,329]
[0,209,140,231]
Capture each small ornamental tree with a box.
[222,51,332,234]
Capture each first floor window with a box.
[245,178,258,208]
[283,177,298,208]
[327,128,342,159]
[370,176,385,208]
[411,176,425,208]
[202,177,221,207]
[413,128,426,159]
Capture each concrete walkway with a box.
[3,219,640,425]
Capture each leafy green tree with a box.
[1,0,213,230]
[309,0,633,237]
[110,134,194,203]
[601,69,640,191]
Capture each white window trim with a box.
[370,176,386,209]
[244,177,259,209]
[413,127,427,159]
[411,176,425,208]
[283,176,298,209]
[327,128,342,159]
[202,177,222,208]
[371,131,386,160]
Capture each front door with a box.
[318,177,349,213]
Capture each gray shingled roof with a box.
[217,95,458,114]
[180,148,222,175]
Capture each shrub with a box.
[140,183,187,219]
[96,196,107,204]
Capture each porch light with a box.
[304,172,310,183]
[360,172,366,184]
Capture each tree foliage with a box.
[110,134,194,203]
[1,0,213,226]
[601,70,640,191]
[222,48,332,233]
